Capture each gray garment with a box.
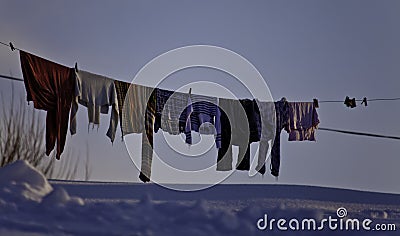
[160,92,189,135]
[216,98,250,171]
[70,70,118,142]
[255,100,276,173]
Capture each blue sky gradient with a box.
[0,0,399,193]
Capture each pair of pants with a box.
[216,99,260,171]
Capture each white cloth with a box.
[70,70,118,142]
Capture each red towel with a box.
[20,51,75,159]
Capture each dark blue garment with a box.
[154,88,174,133]
[270,99,289,177]
[179,94,221,148]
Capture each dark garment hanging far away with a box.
[217,98,261,172]
[270,98,289,177]
[20,51,75,160]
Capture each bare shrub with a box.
[0,89,91,180]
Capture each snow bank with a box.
[41,187,84,207]
[0,160,52,202]
[0,160,84,208]
[0,161,398,235]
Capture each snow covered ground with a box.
[0,160,399,235]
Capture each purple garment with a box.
[179,94,221,148]
[286,102,320,141]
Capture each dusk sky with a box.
[0,0,399,193]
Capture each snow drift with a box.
[0,160,52,202]
[0,160,398,235]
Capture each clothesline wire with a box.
[3,41,400,103]
[319,98,400,103]
[0,74,23,82]
[1,74,400,141]
[2,41,400,141]
[0,41,20,51]
[2,73,400,103]
[318,127,400,140]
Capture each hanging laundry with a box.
[155,88,173,133]
[114,80,130,137]
[344,96,357,108]
[216,104,236,171]
[255,101,276,175]
[155,89,189,135]
[114,82,154,135]
[216,98,261,171]
[270,98,289,177]
[70,70,119,142]
[179,94,221,148]
[139,89,157,183]
[114,81,156,182]
[286,102,319,141]
[183,95,193,144]
[20,51,75,160]
[361,97,368,106]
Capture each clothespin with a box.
[9,42,15,51]
[344,96,350,106]
[344,96,356,108]
[361,97,368,106]
[313,98,319,108]
[74,62,79,72]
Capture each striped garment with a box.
[156,89,189,135]
[140,89,156,182]
[114,81,156,182]
[179,94,221,148]
[114,82,155,135]
[114,80,130,137]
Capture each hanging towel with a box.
[216,98,260,171]
[20,51,75,160]
[255,101,276,174]
[70,70,118,142]
[286,102,319,141]
[114,81,156,182]
[179,94,221,148]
